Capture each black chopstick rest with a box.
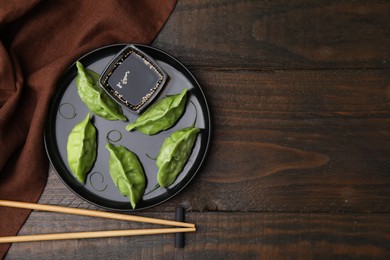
[175,207,185,248]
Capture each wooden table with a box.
[6,1,390,258]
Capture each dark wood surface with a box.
[6,0,390,259]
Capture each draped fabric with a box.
[0,1,177,257]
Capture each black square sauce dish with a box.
[99,45,167,113]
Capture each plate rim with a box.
[44,43,212,211]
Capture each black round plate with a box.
[44,44,211,211]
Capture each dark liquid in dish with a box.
[108,53,161,107]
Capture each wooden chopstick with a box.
[0,200,194,228]
[0,227,196,243]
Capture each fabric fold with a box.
[0,0,177,257]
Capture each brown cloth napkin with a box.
[0,0,177,257]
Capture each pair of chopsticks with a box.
[0,200,195,243]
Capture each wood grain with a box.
[6,211,390,259]
[5,0,390,258]
[154,0,390,69]
[37,69,390,212]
